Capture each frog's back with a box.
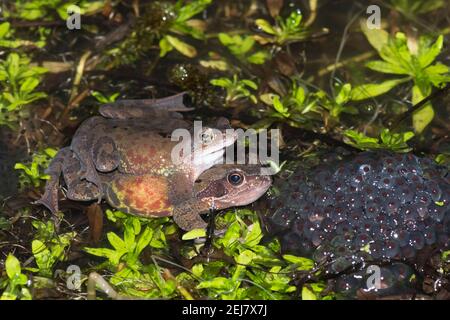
[105,174,174,217]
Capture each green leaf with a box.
[176,0,212,22]
[182,228,206,240]
[418,35,443,68]
[365,60,407,75]
[5,254,21,280]
[302,286,317,300]
[360,20,389,53]
[344,130,381,149]
[0,22,10,38]
[192,264,204,278]
[241,79,258,90]
[243,223,262,248]
[107,232,127,252]
[272,95,290,117]
[135,226,154,254]
[412,85,434,133]
[20,77,39,93]
[210,78,232,88]
[197,277,234,290]
[283,255,314,270]
[350,78,409,101]
[335,83,352,105]
[159,37,173,57]
[247,51,269,64]
[166,35,197,58]
[255,19,277,35]
[7,53,20,80]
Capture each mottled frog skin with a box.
[41,146,271,230]
[37,93,240,230]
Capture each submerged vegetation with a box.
[0,0,449,300]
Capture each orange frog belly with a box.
[105,174,174,217]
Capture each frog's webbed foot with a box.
[35,177,60,214]
[35,147,72,214]
[173,205,207,231]
[99,92,194,120]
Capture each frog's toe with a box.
[34,197,58,215]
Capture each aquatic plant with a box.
[353,27,450,133]
[0,53,47,128]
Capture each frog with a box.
[70,92,236,200]
[37,92,238,217]
[41,148,271,230]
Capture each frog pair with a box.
[37,93,271,230]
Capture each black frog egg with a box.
[353,233,372,248]
[361,185,378,202]
[307,206,325,223]
[383,239,400,258]
[377,174,396,189]
[365,200,381,218]
[369,240,384,260]
[408,231,425,250]
[400,205,419,223]
[414,191,432,207]
[391,228,409,247]
[424,181,442,202]
[397,186,415,204]
[385,198,401,215]
[271,207,298,228]
[312,190,333,207]
[428,203,445,222]
[423,227,437,245]
[335,274,363,297]
[400,244,416,259]
[269,151,449,297]
[331,256,353,274]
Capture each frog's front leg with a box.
[70,116,104,202]
[99,92,194,119]
[92,136,120,173]
[35,147,72,214]
[62,150,102,202]
[173,200,208,231]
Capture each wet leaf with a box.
[86,204,103,244]
[166,35,197,58]
[365,60,407,74]
[255,19,277,35]
[182,228,206,240]
[0,22,10,38]
[418,35,443,68]
[302,286,317,300]
[282,255,314,270]
[5,254,21,280]
[412,85,434,133]
[360,20,389,53]
[350,78,408,100]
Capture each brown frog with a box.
[37,93,238,229]
[41,147,271,230]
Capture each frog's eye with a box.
[200,129,215,144]
[227,172,244,186]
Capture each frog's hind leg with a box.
[99,92,194,119]
[35,147,72,214]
